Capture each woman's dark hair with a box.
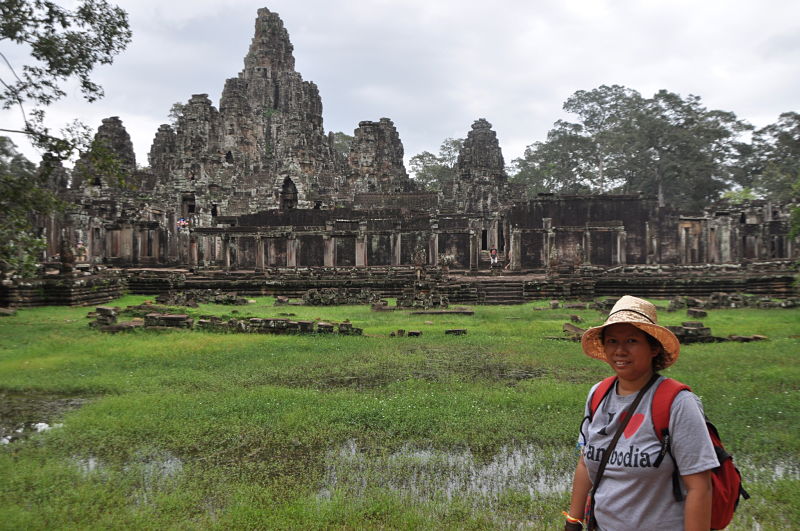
[601,326,667,371]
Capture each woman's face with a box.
[603,323,658,384]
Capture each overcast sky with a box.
[3,0,799,171]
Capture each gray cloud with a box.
[2,0,798,168]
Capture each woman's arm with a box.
[567,457,592,524]
[682,470,712,531]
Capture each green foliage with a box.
[721,188,758,204]
[0,137,60,277]
[72,136,130,189]
[409,138,464,191]
[747,112,800,201]
[167,102,185,126]
[789,205,800,240]
[0,1,130,275]
[331,131,354,157]
[512,85,753,211]
[0,0,131,158]
[0,297,797,528]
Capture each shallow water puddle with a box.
[0,390,90,444]
[319,440,575,502]
[73,451,184,505]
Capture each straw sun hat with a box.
[581,295,681,368]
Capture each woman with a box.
[564,296,718,531]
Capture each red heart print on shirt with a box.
[622,413,645,438]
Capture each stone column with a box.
[231,236,239,269]
[469,230,479,271]
[267,238,278,267]
[618,230,627,265]
[189,237,198,267]
[131,228,140,266]
[356,221,367,267]
[255,237,265,271]
[429,231,439,267]
[105,230,113,260]
[324,235,334,267]
[510,228,522,271]
[222,237,231,270]
[583,229,591,266]
[167,212,178,262]
[391,231,401,266]
[287,235,297,267]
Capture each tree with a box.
[0,0,131,158]
[512,85,752,211]
[331,131,353,158]
[561,85,645,192]
[0,0,131,276]
[512,85,645,196]
[748,112,800,201]
[168,102,186,127]
[0,136,59,276]
[720,188,758,204]
[409,137,463,191]
[511,122,602,196]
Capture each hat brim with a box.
[581,321,680,367]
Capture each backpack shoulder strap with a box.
[651,377,691,440]
[651,377,692,501]
[589,376,618,419]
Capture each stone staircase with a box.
[477,280,526,305]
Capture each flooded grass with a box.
[321,440,574,501]
[0,297,797,528]
[0,390,91,444]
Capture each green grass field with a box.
[0,295,797,529]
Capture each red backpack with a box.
[589,376,750,530]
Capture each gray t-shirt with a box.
[580,376,719,531]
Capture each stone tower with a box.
[448,118,509,213]
[146,8,350,215]
[72,116,136,189]
[347,118,415,193]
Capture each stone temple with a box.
[11,7,798,306]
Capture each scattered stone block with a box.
[297,320,314,333]
[729,334,768,342]
[407,330,422,337]
[317,322,334,333]
[570,314,583,323]
[549,300,560,309]
[667,297,686,312]
[685,297,705,308]
[687,308,707,318]
[562,322,585,340]
[445,329,467,335]
[0,307,17,317]
[99,321,143,333]
[144,313,193,328]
